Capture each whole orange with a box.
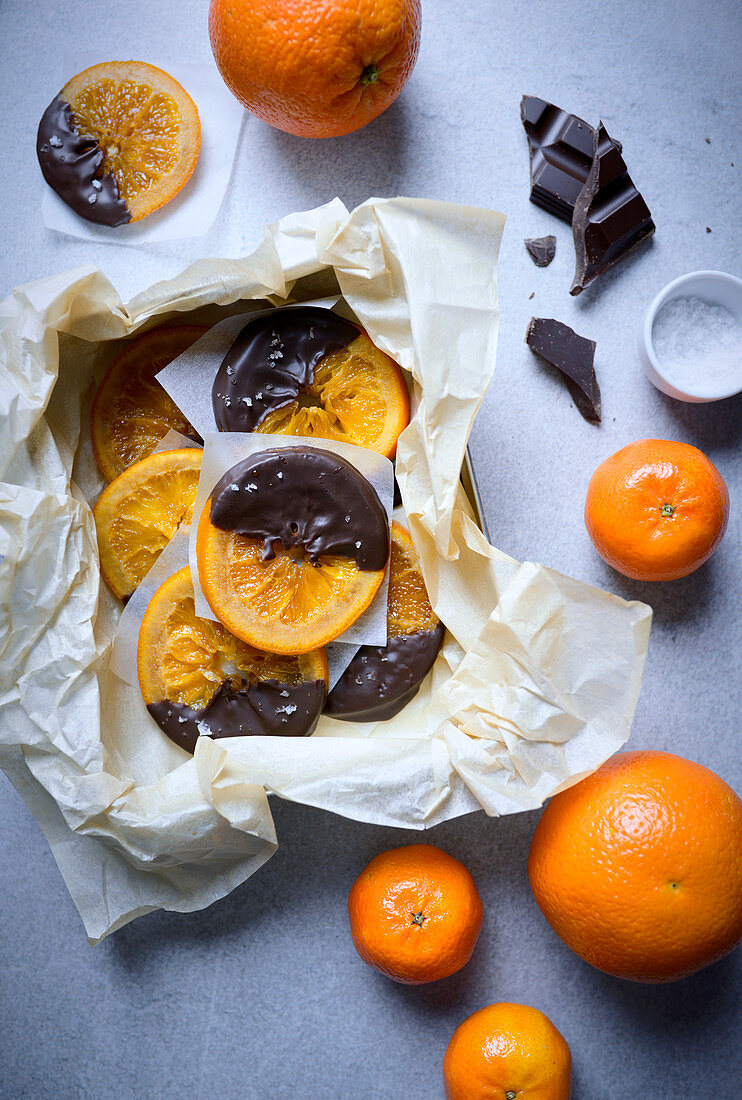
[443,1002,572,1100]
[208,0,422,138]
[528,750,742,983]
[347,844,482,984]
[584,438,729,581]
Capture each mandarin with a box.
[528,750,742,983]
[443,1002,572,1100]
[208,0,421,138]
[348,844,482,984]
[584,438,729,581]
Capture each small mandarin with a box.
[528,750,742,982]
[443,1002,572,1100]
[348,844,482,984]
[584,438,729,581]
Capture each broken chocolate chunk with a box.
[525,235,556,267]
[521,96,595,222]
[570,122,655,295]
[525,317,601,423]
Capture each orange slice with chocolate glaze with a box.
[138,566,328,753]
[212,306,409,459]
[196,447,390,654]
[37,61,200,225]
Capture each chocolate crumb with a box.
[524,235,556,267]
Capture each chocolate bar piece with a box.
[525,235,556,267]
[521,96,595,222]
[525,317,601,423]
[570,122,655,295]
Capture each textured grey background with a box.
[1,0,741,1097]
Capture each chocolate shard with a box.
[521,95,595,222]
[524,235,556,267]
[525,317,601,424]
[570,121,655,295]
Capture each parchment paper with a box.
[0,198,652,943]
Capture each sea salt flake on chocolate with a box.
[525,317,601,423]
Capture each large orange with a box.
[347,844,482,984]
[208,0,422,138]
[528,751,742,983]
[584,438,729,581]
[443,1003,572,1100]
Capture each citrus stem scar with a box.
[411,911,426,926]
[360,64,380,87]
[506,1092,517,1100]
[661,503,675,517]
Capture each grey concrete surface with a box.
[1,0,741,1097]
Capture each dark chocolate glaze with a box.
[324,622,445,723]
[521,96,595,223]
[525,317,601,424]
[36,95,131,226]
[209,447,389,571]
[570,122,655,296]
[147,677,326,754]
[212,307,360,432]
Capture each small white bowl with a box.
[639,270,742,403]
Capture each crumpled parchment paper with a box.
[0,197,652,942]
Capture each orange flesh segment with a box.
[138,567,327,710]
[258,333,409,458]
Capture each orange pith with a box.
[93,448,202,600]
[584,439,729,581]
[196,499,385,654]
[209,0,422,138]
[137,566,327,711]
[257,334,410,459]
[91,325,207,482]
[61,61,200,220]
[347,844,483,985]
[387,522,438,637]
[443,1003,572,1100]
[528,750,742,983]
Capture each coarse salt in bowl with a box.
[640,270,742,402]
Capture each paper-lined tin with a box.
[0,198,651,942]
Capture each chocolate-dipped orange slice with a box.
[196,447,390,654]
[212,306,409,459]
[37,61,200,225]
[94,448,202,600]
[325,522,445,722]
[138,566,328,753]
[91,325,207,482]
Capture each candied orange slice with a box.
[196,516,385,654]
[62,61,200,221]
[387,522,440,637]
[93,448,202,600]
[137,566,328,750]
[258,333,410,459]
[91,325,207,482]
